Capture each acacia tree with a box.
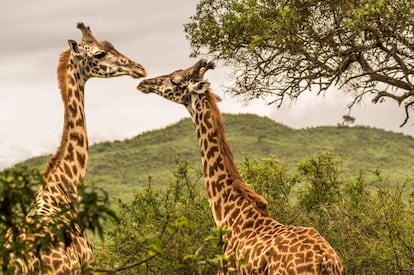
[185,0,414,125]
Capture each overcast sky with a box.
[1,0,413,170]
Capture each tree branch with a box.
[358,54,413,91]
[91,253,159,274]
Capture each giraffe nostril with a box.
[121,58,128,64]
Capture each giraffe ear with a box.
[191,81,222,102]
[214,93,222,102]
[68,40,80,53]
[191,81,211,94]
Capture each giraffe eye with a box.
[94,52,107,59]
[170,75,183,85]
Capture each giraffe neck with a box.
[43,49,89,204]
[188,91,268,226]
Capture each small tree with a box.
[342,115,356,126]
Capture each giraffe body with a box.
[137,59,343,274]
[5,23,146,274]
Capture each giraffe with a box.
[137,59,343,274]
[5,23,147,274]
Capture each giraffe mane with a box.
[44,49,71,179]
[206,90,269,216]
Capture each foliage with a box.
[0,165,42,273]
[297,152,342,219]
[185,0,414,125]
[0,166,41,233]
[0,165,118,273]
[94,160,218,274]
[78,184,119,241]
[239,152,414,274]
[334,176,414,274]
[240,156,298,224]
[2,154,414,273]
[91,154,414,274]
[19,114,414,201]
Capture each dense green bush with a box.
[94,160,218,274]
[0,165,117,273]
[0,166,42,272]
[95,153,413,274]
[2,154,413,274]
[240,152,414,274]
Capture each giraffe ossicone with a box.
[137,59,343,274]
[5,22,146,274]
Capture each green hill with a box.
[20,113,414,201]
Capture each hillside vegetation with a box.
[21,113,414,201]
[4,113,414,273]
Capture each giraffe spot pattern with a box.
[68,75,75,86]
[74,89,80,100]
[64,143,74,161]
[69,101,78,117]
[75,117,84,127]
[64,162,73,179]
[76,152,86,169]
[69,132,84,147]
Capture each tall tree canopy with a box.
[185,0,414,125]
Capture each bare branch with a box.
[92,254,159,274]
[358,54,413,91]
[400,101,414,127]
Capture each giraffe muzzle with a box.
[130,63,147,78]
[137,80,152,93]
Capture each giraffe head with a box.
[68,23,147,79]
[137,59,220,107]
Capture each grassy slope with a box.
[20,114,414,201]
